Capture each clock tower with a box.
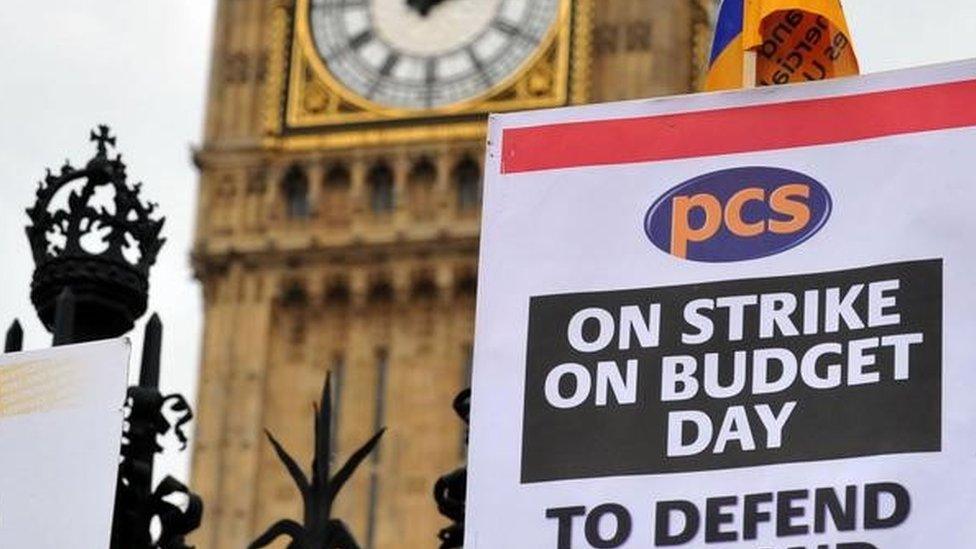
[190,1,715,547]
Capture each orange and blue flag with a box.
[705,0,860,91]
[705,0,748,91]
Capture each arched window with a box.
[408,157,437,219]
[455,267,478,298]
[454,156,481,210]
[280,279,308,307]
[326,164,351,188]
[411,272,438,300]
[324,276,351,305]
[368,278,394,303]
[323,163,352,223]
[368,162,395,214]
[282,165,310,219]
[409,157,437,186]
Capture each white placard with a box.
[469,60,976,548]
[0,339,129,547]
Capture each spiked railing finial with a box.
[4,320,23,353]
[250,373,385,548]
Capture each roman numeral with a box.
[425,58,438,84]
[379,53,400,77]
[492,18,536,43]
[366,53,401,98]
[316,0,366,7]
[465,47,491,87]
[349,29,373,50]
[424,58,438,108]
[492,19,521,36]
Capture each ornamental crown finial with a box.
[25,125,165,275]
[24,126,165,339]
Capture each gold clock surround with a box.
[264,0,592,150]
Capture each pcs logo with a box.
[644,167,831,262]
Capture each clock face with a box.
[309,0,561,110]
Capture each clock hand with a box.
[406,0,450,17]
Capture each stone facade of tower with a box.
[190,1,715,548]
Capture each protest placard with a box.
[0,339,129,547]
[468,60,976,548]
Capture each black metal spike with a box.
[4,319,23,353]
[139,313,162,389]
[52,287,76,346]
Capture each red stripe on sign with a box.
[501,79,976,174]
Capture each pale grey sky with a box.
[0,0,974,481]
[0,1,215,479]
